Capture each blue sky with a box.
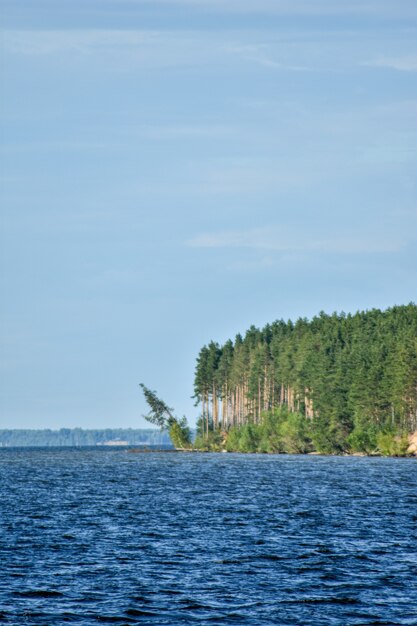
[1,0,416,429]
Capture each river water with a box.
[0,448,416,625]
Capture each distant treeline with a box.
[0,428,171,448]
[193,304,417,454]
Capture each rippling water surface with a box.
[0,449,416,625]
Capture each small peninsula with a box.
[143,304,417,456]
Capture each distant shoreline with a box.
[0,428,172,448]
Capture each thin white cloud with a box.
[363,55,417,72]
[189,229,288,250]
[119,0,417,19]
[0,28,238,72]
[187,227,405,254]
[93,268,146,287]
[1,28,317,77]
[0,126,232,155]
[309,237,404,254]
[1,140,107,153]
[227,256,275,272]
[130,124,235,140]
[5,26,415,80]
[225,44,309,71]
[1,29,159,56]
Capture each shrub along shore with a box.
[192,408,416,456]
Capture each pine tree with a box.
[139,383,191,449]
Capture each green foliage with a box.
[194,429,223,451]
[257,410,284,453]
[168,417,192,449]
[277,412,312,454]
[376,431,409,457]
[195,416,207,439]
[347,424,378,454]
[224,428,242,452]
[218,409,312,454]
[236,424,261,453]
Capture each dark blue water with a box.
[0,449,416,625]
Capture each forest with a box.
[193,304,417,455]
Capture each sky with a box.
[1,0,416,429]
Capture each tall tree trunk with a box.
[232,388,236,427]
[202,394,207,438]
[258,378,261,423]
[263,368,269,412]
[304,389,314,419]
[213,383,218,430]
